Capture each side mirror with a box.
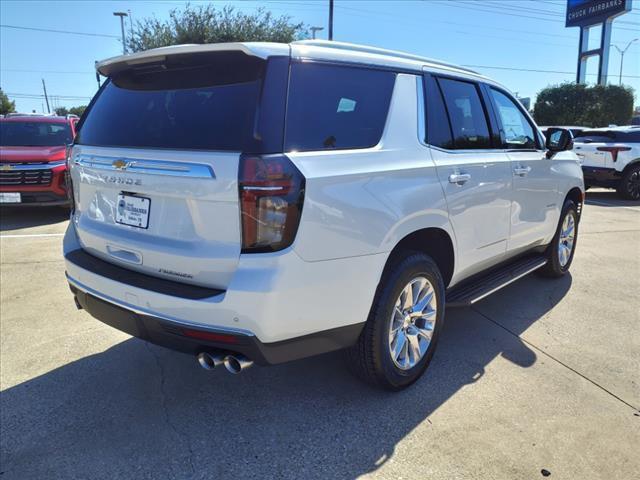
[545,127,573,158]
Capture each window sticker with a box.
[337,97,357,113]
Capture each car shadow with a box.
[0,206,69,232]
[0,274,572,479]
[585,189,640,207]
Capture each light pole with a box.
[113,11,128,54]
[311,26,324,39]
[328,0,334,41]
[612,38,638,85]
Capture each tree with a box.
[0,89,16,115]
[127,4,308,53]
[533,83,634,127]
[69,105,86,117]
[54,105,86,117]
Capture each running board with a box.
[446,255,547,307]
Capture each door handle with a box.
[448,173,471,185]
[513,166,531,177]
[106,244,142,264]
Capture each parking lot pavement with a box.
[1,190,638,480]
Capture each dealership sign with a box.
[566,0,632,27]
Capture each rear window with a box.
[76,52,265,151]
[285,63,395,152]
[0,121,72,147]
[573,131,615,143]
[573,130,640,143]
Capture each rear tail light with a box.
[65,145,75,212]
[239,154,305,253]
[596,146,631,162]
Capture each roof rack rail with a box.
[5,112,54,117]
[292,40,479,75]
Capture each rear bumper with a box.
[582,166,621,187]
[64,221,386,364]
[69,281,362,365]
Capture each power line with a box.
[0,24,119,39]
[336,3,557,36]
[1,68,94,75]
[333,3,637,50]
[6,92,93,100]
[429,1,640,32]
[460,0,638,24]
[332,2,638,48]
[463,64,640,79]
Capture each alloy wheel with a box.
[388,276,437,370]
[558,212,576,267]
[625,170,640,200]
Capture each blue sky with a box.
[1,0,639,113]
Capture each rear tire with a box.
[345,252,445,391]
[540,200,578,278]
[617,164,640,200]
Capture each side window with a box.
[573,133,614,143]
[490,89,537,149]
[438,78,492,149]
[615,131,640,143]
[285,63,396,152]
[425,75,454,149]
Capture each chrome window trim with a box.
[425,144,509,155]
[73,154,215,178]
[66,273,255,337]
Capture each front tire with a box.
[346,252,445,390]
[617,164,640,200]
[540,199,579,278]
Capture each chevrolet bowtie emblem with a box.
[112,159,130,170]
[0,164,14,171]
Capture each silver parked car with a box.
[64,40,584,390]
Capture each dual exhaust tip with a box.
[196,352,253,374]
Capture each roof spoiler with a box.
[95,43,289,77]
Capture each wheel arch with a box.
[384,228,455,288]
[565,186,584,220]
[621,158,640,176]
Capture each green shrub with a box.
[533,83,634,127]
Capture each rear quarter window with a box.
[284,63,395,152]
[617,131,640,143]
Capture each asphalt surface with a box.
[1,189,638,479]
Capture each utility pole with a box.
[113,11,128,54]
[612,38,638,85]
[41,78,50,114]
[311,26,324,39]
[128,9,134,40]
[328,0,334,41]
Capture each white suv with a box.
[573,126,640,200]
[64,41,583,390]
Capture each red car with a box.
[0,114,77,206]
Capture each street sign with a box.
[566,0,633,84]
[566,0,632,27]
